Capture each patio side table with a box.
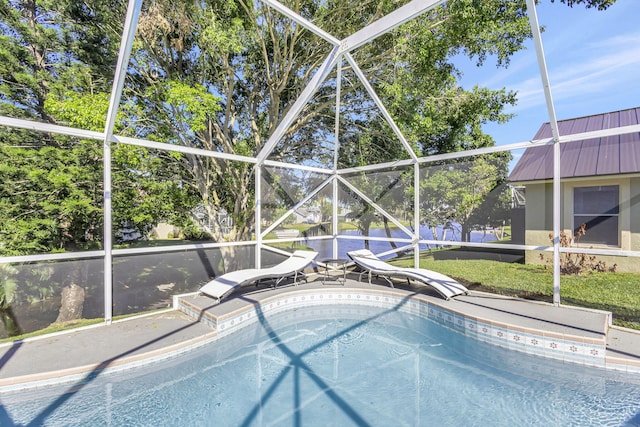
[321,258,348,285]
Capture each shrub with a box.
[540,224,616,275]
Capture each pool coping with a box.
[0,280,638,392]
[0,310,219,393]
[178,286,635,374]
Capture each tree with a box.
[337,0,610,244]
[420,155,510,243]
[127,0,354,266]
[335,1,523,246]
[0,1,117,328]
[0,0,618,325]
[0,0,124,256]
[341,166,414,250]
[126,0,615,264]
[0,0,193,326]
[338,117,412,249]
[467,162,513,241]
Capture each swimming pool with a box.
[2,304,640,426]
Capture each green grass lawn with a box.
[393,253,640,330]
[0,318,105,344]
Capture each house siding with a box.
[524,177,640,273]
[524,183,553,266]
[631,177,640,251]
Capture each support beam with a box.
[414,162,421,267]
[345,53,419,162]
[261,0,340,46]
[526,0,562,306]
[339,0,445,54]
[0,115,104,140]
[255,47,342,164]
[102,0,142,324]
[333,62,342,258]
[337,175,414,238]
[260,176,332,237]
[114,134,257,164]
[255,167,262,269]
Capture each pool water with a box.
[2,305,640,426]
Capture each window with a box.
[573,185,619,246]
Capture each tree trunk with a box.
[55,262,87,323]
[363,227,370,250]
[55,283,85,323]
[360,220,372,250]
[432,225,447,248]
[383,217,404,255]
[461,222,471,242]
[219,245,251,272]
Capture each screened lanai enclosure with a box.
[1,0,639,337]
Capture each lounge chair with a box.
[347,249,468,300]
[199,250,318,301]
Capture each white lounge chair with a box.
[347,249,468,300]
[199,250,318,301]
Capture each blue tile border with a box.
[3,287,633,394]
[178,287,624,372]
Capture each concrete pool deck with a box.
[1,277,639,392]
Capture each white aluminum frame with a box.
[1,0,639,325]
[525,0,562,305]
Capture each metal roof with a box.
[508,107,640,182]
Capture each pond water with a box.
[306,225,499,260]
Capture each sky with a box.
[453,0,640,153]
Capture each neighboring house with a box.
[293,206,322,224]
[508,107,640,273]
[193,205,233,236]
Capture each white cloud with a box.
[504,32,640,113]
